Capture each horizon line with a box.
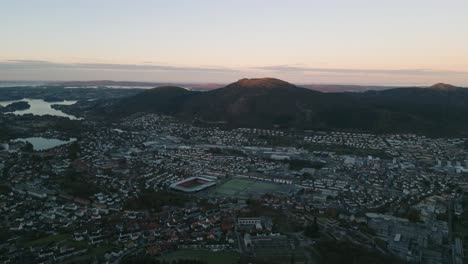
[0,79,464,88]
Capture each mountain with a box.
[51,80,170,87]
[188,83,225,91]
[50,80,225,90]
[109,86,198,115]
[226,78,296,89]
[181,78,342,128]
[91,78,468,136]
[429,83,459,91]
[301,84,395,92]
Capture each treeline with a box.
[0,114,84,140]
[122,256,206,264]
[59,168,100,198]
[287,159,325,170]
[0,101,30,112]
[314,240,402,264]
[207,147,246,156]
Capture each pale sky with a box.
[1,0,468,85]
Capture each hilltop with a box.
[429,83,460,91]
[228,78,296,89]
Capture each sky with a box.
[1,0,468,86]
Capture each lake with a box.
[0,98,79,119]
[12,137,77,151]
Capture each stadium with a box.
[170,176,216,193]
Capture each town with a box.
[1,112,467,264]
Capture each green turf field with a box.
[222,178,252,190]
[215,178,292,197]
[216,188,239,196]
[250,181,284,192]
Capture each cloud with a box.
[3,60,466,76]
[0,60,238,73]
[254,65,468,76]
[8,59,53,63]
[2,60,468,85]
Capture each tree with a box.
[121,256,207,264]
[21,142,34,152]
[315,240,402,264]
[0,184,11,194]
[304,217,319,238]
[60,168,99,198]
[124,190,187,212]
[68,142,80,160]
[407,208,421,223]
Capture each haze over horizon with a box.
[1,0,468,86]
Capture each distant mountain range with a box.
[84,78,468,136]
[49,80,468,93]
[47,80,411,92]
[52,80,169,87]
[300,84,397,92]
[48,80,225,91]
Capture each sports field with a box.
[178,179,206,189]
[170,176,216,192]
[214,178,293,197]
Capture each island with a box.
[0,101,31,112]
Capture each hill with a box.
[107,86,198,116]
[301,84,395,92]
[429,83,459,91]
[181,78,344,128]
[50,80,225,90]
[92,78,468,136]
[0,101,31,112]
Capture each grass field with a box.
[250,181,283,192]
[221,178,252,189]
[216,188,238,196]
[214,178,292,197]
[158,250,240,264]
[215,178,255,196]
